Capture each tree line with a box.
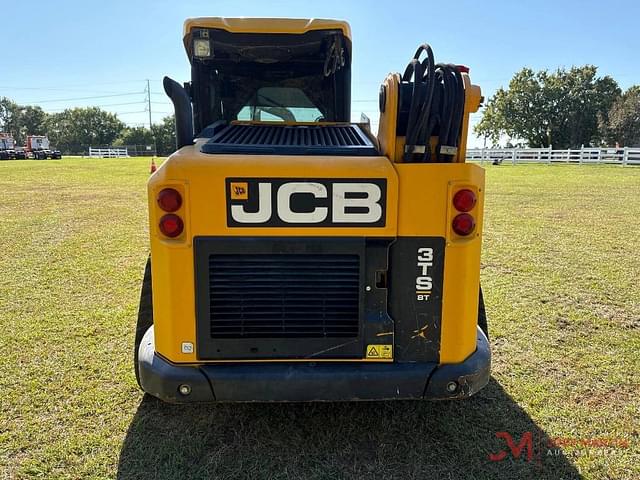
[475,65,640,149]
[0,97,176,155]
[4,65,639,153]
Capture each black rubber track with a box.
[133,257,153,388]
[478,286,489,339]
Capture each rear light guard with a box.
[154,182,190,245]
[447,182,481,243]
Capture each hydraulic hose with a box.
[400,45,465,163]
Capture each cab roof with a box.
[183,17,352,43]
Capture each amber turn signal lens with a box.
[159,214,184,238]
[452,213,475,236]
[452,189,477,212]
[157,188,182,212]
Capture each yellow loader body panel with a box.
[148,146,484,365]
[136,16,490,403]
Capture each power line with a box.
[110,110,172,116]
[41,101,147,112]
[71,101,147,108]
[41,108,172,115]
[0,86,143,95]
[26,92,144,104]
[3,79,156,89]
[94,101,147,108]
[114,111,150,115]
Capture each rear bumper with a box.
[137,327,490,403]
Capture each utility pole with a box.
[146,79,153,130]
[146,79,157,156]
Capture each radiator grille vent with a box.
[208,254,360,338]
[201,124,378,156]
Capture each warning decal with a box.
[366,344,393,359]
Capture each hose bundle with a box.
[400,44,466,163]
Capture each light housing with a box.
[159,214,184,238]
[452,213,475,236]
[157,188,182,212]
[453,189,477,212]
[193,38,211,58]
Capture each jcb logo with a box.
[226,178,387,227]
[230,182,248,200]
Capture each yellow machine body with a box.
[138,17,489,403]
[149,152,484,365]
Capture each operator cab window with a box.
[236,87,324,122]
[188,28,351,134]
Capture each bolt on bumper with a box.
[137,327,490,403]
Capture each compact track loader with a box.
[135,17,489,403]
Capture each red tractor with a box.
[25,135,62,159]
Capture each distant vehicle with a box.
[25,135,62,159]
[0,133,17,160]
[14,147,27,159]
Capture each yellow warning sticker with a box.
[366,344,393,359]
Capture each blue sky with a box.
[1,0,639,147]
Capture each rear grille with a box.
[201,123,378,156]
[208,254,360,338]
[214,124,367,146]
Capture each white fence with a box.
[466,147,640,166]
[88,147,129,158]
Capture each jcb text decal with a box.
[226,178,387,227]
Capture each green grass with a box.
[0,158,638,479]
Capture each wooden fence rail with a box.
[466,147,640,166]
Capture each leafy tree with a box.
[0,97,21,138]
[46,107,125,151]
[600,86,640,147]
[0,99,47,144]
[115,126,155,147]
[1,97,176,154]
[151,115,176,156]
[475,66,620,148]
[114,116,176,155]
[16,106,47,144]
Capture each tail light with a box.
[453,189,476,212]
[452,213,475,236]
[159,214,184,238]
[157,188,182,212]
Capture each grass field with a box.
[0,158,638,479]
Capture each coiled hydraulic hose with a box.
[401,45,466,163]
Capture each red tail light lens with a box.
[157,188,182,212]
[453,189,477,212]
[159,214,184,238]
[452,213,475,236]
